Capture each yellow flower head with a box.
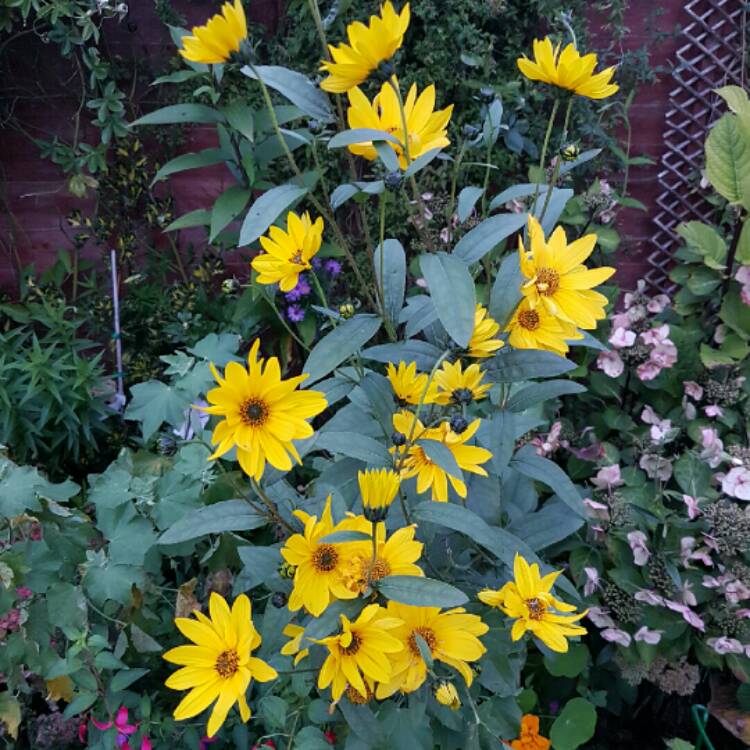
[387,361,438,405]
[280,496,366,616]
[517,37,618,99]
[432,359,492,406]
[478,553,588,653]
[200,339,327,481]
[519,215,615,330]
[320,2,411,93]
[179,0,247,65]
[376,602,488,698]
[510,714,552,750]
[347,80,453,169]
[434,681,461,710]
[358,468,401,521]
[280,624,309,666]
[163,593,277,738]
[392,411,492,503]
[467,304,505,358]
[251,211,325,293]
[505,297,582,357]
[315,604,404,701]
[46,675,74,703]
[341,522,424,595]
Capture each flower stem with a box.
[251,478,295,534]
[531,98,560,210]
[310,269,330,311]
[262,286,310,352]
[538,97,574,224]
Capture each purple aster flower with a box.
[286,304,305,323]
[285,275,311,302]
[311,256,323,270]
[324,259,342,277]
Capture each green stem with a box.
[251,478,295,534]
[531,98,560,210]
[262,286,310,352]
[310,269,331,312]
[370,519,378,564]
[481,134,494,216]
[376,190,397,340]
[306,0,330,61]
[447,140,467,221]
[538,98,572,223]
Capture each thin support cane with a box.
[110,249,125,401]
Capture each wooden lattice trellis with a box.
[645,0,746,292]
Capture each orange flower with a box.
[509,714,551,750]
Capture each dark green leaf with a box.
[210,186,252,242]
[158,500,267,545]
[151,148,227,184]
[486,349,575,382]
[489,251,523,328]
[550,698,597,750]
[376,575,468,607]
[507,380,586,412]
[453,212,528,263]
[374,239,406,326]
[130,103,224,126]
[239,184,308,246]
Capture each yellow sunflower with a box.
[434,681,461,710]
[358,468,401,522]
[517,37,618,99]
[280,624,309,666]
[467,304,505,358]
[251,211,324,293]
[505,297,582,356]
[347,80,453,169]
[376,602,488,698]
[478,553,588,653]
[392,411,493,503]
[200,339,327,481]
[315,604,404,701]
[179,0,247,65]
[387,361,438,405]
[519,215,614,330]
[319,2,411,93]
[280,496,366,616]
[163,593,277,738]
[432,359,492,406]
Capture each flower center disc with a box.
[518,309,541,331]
[409,626,438,657]
[536,267,560,296]
[241,397,269,426]
[368,558,391,582]
[215,648,240,678]
[312,543,339,572]
[525,597,547,621]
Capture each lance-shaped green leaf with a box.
[489,251,524,328]
[318,530,373,544]
[210,186,252,242]
[417,439,463,481]
[238,184,308,246]
[453,212,528,263]
[485,349,576,382]
[376,575,468,607]
[457,186,485,222]
[158,500,267,545]
[130,103,224,126]
[506,380,586,412]
[164,209,211,232]
[363,340,443,370]
[151,148,226,184]
[374,239,406,326]
[328,128,402,149]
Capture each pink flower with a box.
[591,464,623,490]
[742,286,750,306]
[736,266,750,285]
[596,350,624,378]
[532,422,563,457]
[682,494,702,520]
[725,580,750,604]
[737,609,750,619]
[647,294,671,313]
[610,312,632,330]
[90,707,151,750]
[609,327,636,349]
[704,404,724,418]
[587,607,616,628]
[664,600,705,631]
[650,341,678,368]
[641,406,672,443]
[601,628,632,647]
[627,531,650,566]
[683,399,697,420]
[639,454,673,481]
[641,324,670,346]
[583,498,610,522]
[583,567,600,596]
[684,381,704,400]
[635,589,666,607]
[636,361,662,381]
[722,466,750,500]
[699,427,724,468]
[707,636,744,655]
[15,586,32,600]
[634,626,662,645]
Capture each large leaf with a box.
[374,239,406,326]
[705,112,750,208]
[509,499,585,550]
[130,103,224,126]
[457,186,485,222]
[158,500,267,545]
[531,187,574,234]
[313,431,391,465]
[507,380,586,412]
[330,180,384,210]
[236,546,281,591]
[239,184,308,246]
[419,252,475,347]
[550,698,597,750]
[303,315,381,384]
[164,209,211,232]
[124,381,191,439]
[488,183,547,212]
[210,186,252,242]
[151,148,226,184]
[328,128,401,148]
[376,575,468,607]
[241,65,334,122]
[453,212,528,263]
[486,349,576,382]
[489,251,523,328]
[363,340,443,370]
[676,221,727,269]
[417,439,463,480]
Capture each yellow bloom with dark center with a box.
[320,2,411,93]
[517,37,618,99]
[387,361,438,405]
[358,467,401,521]
[179,0,247,65]
[478,553,588,653]
[505,297,582,357]
[163,593,277,738]
[280,496,367,616]
[251,211,324,292]
[200,339,327,481]
[432,360,492,406]
[315,604,404,700]
[467,304,505,358]
[280,624,309,666]
[391,411,492,503]
[376,602,488,698]
[434,681,461,710]
[347,80,453,169]
[340,522,424,595]
[520,216,614,331]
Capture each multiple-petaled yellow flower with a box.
[315,604,404,701]
[432,360,492,406]
[347,81,453,169]
[387,361,437,405]
[392,411,492,503]
[467,304,505,358]
[520,216,614,331]
[509,714,552,750]
[251,211,324,293]
[479,554,588,653]
[280,624,309,666]
[434,681,461,710]
[280,496,366,616]
[517,37,618,99]
[320,2,411,93]
[358,468,401,521]
[200,339,327,481]
[376,602,488,698]
[179,0,247,65]
[505,297,581,357]
[163,593,277,738]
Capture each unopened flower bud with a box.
[391,431,406,446]
[384,171,403,191]
[449,415,469,434]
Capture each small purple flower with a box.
[286,304,305,323]
[311,256,323,270]
[285,275,311,302]
[324,259,342,277]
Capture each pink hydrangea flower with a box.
[636,361,662,381]
[583,567,600,597]
[664,600,705,631]
[641,324,670,346]
[639,454,673,481]
[722,466,750,500]
[635,589,666,607]
[682,495,702,520]
[596,350,624,378]
[641,406,672,443]
[650,341,678,368]
[583,498,610,521]
[699,427,724,468]
[627,531,650,566]
[647,294,671,313]
[601,628,632,647]
[591,464,624,490]
[587,607,616,628]
[610,312,632,330]
[634,626,662,644]
[704,404,724,418]
[707,636,744,655]
[683,381,704,400]
[609,327,636,349]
